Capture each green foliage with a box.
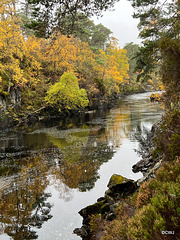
[102,156,180,240]
[123,42,161,92]
[129,0,179,101]
[159,37,180,107]
[128,158,180,239]
[154,109,180,161]
[59,15,112,51]
[26,0,118,38]
[124,42,139,76]
[90,23,112,51]
[89,214,102,232]
[45,72,89,111]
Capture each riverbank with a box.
[0,91,118,130]
[0,92,167,240]
[73,120,163,239]
[73,109,180,240]
[0,89,160,131]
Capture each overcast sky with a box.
[92,0,141,48]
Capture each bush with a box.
[45,72,89,111]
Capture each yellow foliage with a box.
[0,3,130,107]
[0,1,26,90]
[44,33,95,75]
[95,38,129,95]
[23,36,44,86]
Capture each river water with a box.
[0,92,163,240]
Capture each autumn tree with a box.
[0,0,42,96]
[95,38,129,96]
[45,72,89,111]
[0,0,26,94]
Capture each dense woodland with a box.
[0,0,163,120]
[0,0,180,239]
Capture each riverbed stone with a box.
[132,156,155,173]
[105,195,115,205]
[73,226,88,237]
[107,174,138,197]
[79,200,109,220]
[97,197,106,202]
[107,174,130,189]
[108,174,136,193]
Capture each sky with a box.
[92,0,141,48]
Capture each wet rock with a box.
[73,226,88,237]
[108,174,128,188]
[74,175,138,239]
[105,195,115,205]
[79,200,109,220]
[104,188,113,196]
[137,160,162,186]
[132,156,155,173]
[106,212,115,221]
[106,174,138,198]
[97,197,106,202]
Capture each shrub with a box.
[45,72,89,111]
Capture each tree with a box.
[45,72,89,111]
[91,23,112,51]
[95,38,129,96]
[26,0,119,37]
[129,0,179,105]
[130,0,179,80]
[58,15,112,51]
[0,0,26,93]
[124,42,138,76]
[17,0,35,37]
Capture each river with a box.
[0,92,163,240]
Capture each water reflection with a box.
[0,156,53,239]
[0,92,163,239]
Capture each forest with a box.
[0,0,163,125]
[0,0,180,239]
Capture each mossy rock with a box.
[79,200,109,219]
[107,174,132,189]
[107,174,138,197]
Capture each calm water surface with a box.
[0,92,163,240]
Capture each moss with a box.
[79,200,107,218]
[108,174,130,189]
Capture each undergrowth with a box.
[102,156,180,240]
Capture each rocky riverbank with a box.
[0,89,156,131]
[73,120,163,239]
[0,91,122,130]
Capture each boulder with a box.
[132,156,155,173]
[106,174,138,198]
[79,200,109,220]
[73,226,88,237]
[107,174,130,188]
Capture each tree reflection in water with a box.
[0,93,163,239]
[0,156,53,239]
